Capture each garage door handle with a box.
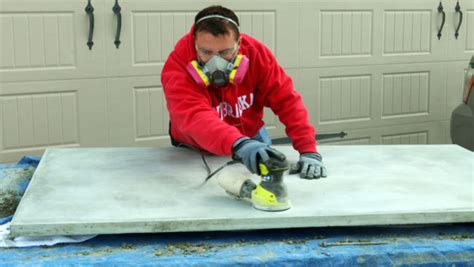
[85,0,94,50]
[454,1,463,39]
[437,2,445,40]
[113,0,122,49]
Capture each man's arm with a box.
[254,44,316,154]
[254,43,327,179]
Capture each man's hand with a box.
[232,137,281,174]
[291,152,327,179]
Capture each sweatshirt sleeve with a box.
[161,51,244,156]
[255,45,317,154]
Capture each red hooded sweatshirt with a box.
[161,27,317,156]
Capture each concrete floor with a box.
[10,145,474,237]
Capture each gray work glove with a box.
[290,152,327,179]
[232,137,280,174]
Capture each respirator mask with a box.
[187,51,249,88]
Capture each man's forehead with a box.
[195,30,236,43]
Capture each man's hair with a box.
[194,6,240,41]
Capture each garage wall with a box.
[1,0,473,162]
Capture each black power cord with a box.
[176,143,238,186]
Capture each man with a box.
[161,6,327,179]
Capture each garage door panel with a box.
[0,79,107,162]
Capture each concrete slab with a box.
[10,145,474,237]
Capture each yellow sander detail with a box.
[218,150,290,212]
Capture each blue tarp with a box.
[1,224,473,266]
[0,156,40,224]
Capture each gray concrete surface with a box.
[10,145,474,237]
